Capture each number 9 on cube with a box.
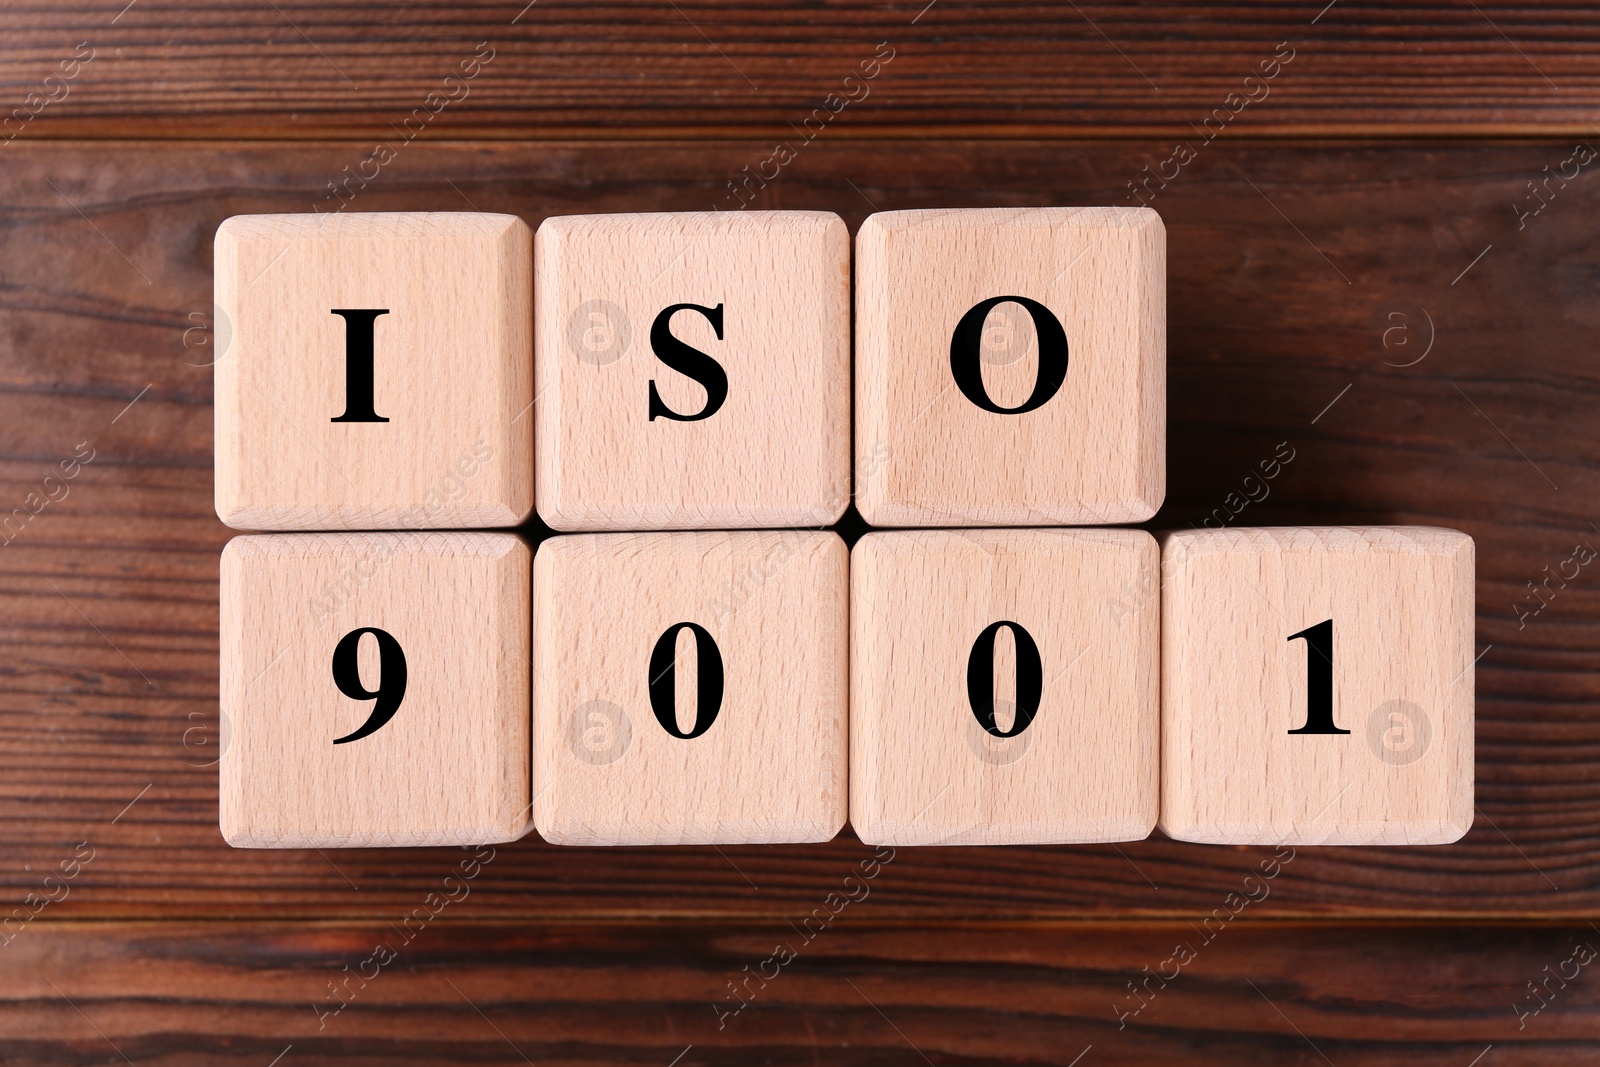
[219,532,532,848]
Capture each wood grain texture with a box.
[0,919,1595,1064]
[534,211,849,530]
[214,211,533,531]
[1,137,1597,916]
[851,528,1159,845]
[1160,526,1475,846]
[6,4,1600,139]
[220,532,531,847]
[856,206,1165,526]
[533,531,848,845]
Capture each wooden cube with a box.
[534,211,850,531]
[1160,527,1475,845]
[219,532,531,848]
[533,531,848,844]
[855,207,1164,527]
[851,528,1159,845]
[214,212,533,531]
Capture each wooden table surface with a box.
[3,3,1599,1062]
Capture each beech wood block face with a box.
[1160,526,1475,846]
[850,528,1160,846]
[219,532,531,848]
[533,531,848,844]
[214,212,533,531]
[855,207,1165,527]
[534,211,850,531]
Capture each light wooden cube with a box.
[851,528,1159,845]
[855,207,1164,527]
[533,531,848,844]
[534,211,850,531]
[1161,527,1475,846]
[214,212,533,531]
[219,532,531,848]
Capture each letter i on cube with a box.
[213,212,533,531]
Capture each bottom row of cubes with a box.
[217,525,1474,851]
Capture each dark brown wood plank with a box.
[3,3,1600,139]
[0,920,1593,1064]
[1,137,1598,919]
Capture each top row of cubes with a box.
[213,208,1165,532]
